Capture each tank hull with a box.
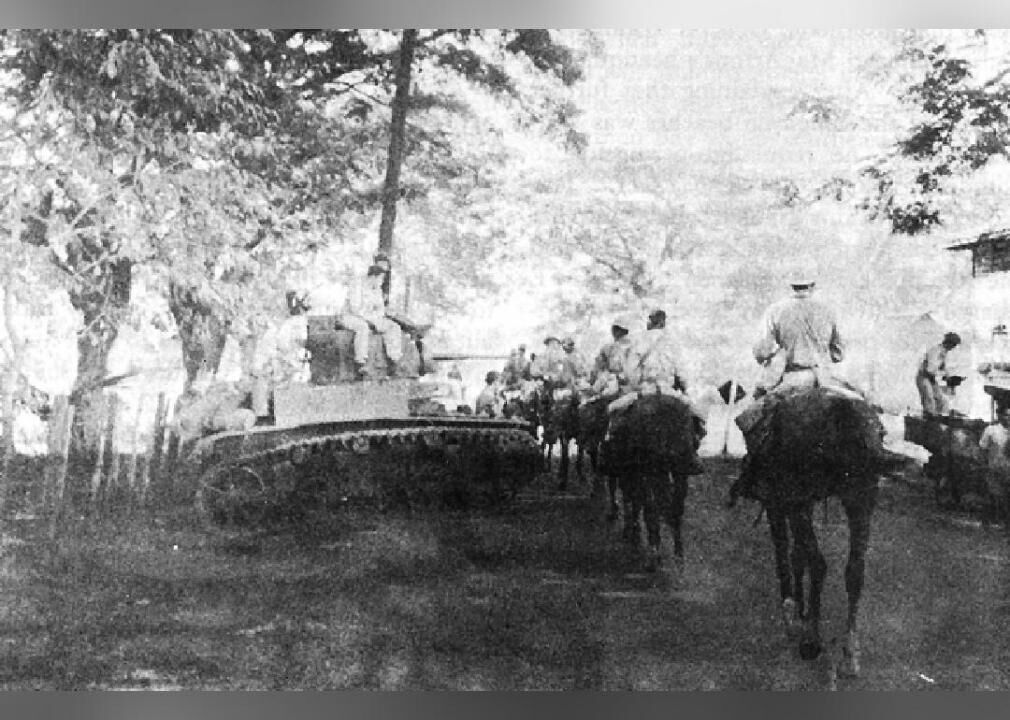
[189,415,540,527]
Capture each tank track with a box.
[192,419,540,528]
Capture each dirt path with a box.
[1,457,1008,689]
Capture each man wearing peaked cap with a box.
[531,334,565,382]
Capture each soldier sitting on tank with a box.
[475,371,504,417]
[339,257,406,379]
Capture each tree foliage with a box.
[860,31,1010,235]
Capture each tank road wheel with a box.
[196,463,271,529]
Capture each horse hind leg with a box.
[662,472,688,560]
[766,505,799,638]
[621,474,643,548]
[837,490,876,678]
[642,473,664,571]
[605,473,620,522]
[575,439,586,486]
[789,504,827,661]
[542,438,553,472]
[558,436,570,491]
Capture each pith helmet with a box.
[789,261,819,287]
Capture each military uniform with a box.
[731,282,855,505]
[591,336,633,398]
[342,270,404,370]
[531,339,566,384]
[915,342,953,416]
[606,318,706,475]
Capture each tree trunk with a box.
[55,258,129,512]
[377,28,418,303]
[1,286,21,514]
[168,282,229,390]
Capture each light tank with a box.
[189,317,539,527]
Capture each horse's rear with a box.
[754,387,885,504]
[607,393,698,570]
[742,386,887,681]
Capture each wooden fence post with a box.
[103,394,121,511]
[137,447,151,508]
[48,401,75,540]
[126,396,145,511]
[150,393,168,491]
[44,396,71,511]
[90,395,109,509]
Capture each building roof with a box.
[947,228,1010,252]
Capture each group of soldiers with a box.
[478,307,697,414]
[472,307,708,471]
[469,267,879,504]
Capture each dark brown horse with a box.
[741,387,891,679]
[578,396,620,516]
[604,393,697,571]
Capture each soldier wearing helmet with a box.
[530,334,566,383]
[560,336,591,395]
[600,308,706,475]
[590,315,636,399]
[730,265,856,506]
[751,267,844,392]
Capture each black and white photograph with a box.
[2,27,1010,692]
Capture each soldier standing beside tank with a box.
[474,370,504,417]
[250,291,312,418]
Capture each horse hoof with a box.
[781,598,800,639]
[799,638,823,661]
[838,635,861,678]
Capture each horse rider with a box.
[560,336,592,398]
[589,315,635,401]
[617,308,706,474]
[502,344,532,389]
[915,331,961,417]
[729,267,856,506]
[530,335,567,384]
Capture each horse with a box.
[739,386,893,678]
[577,395,619,516]
[501,383,542,439]
[539,383,589,491]
[603,392,698,571]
